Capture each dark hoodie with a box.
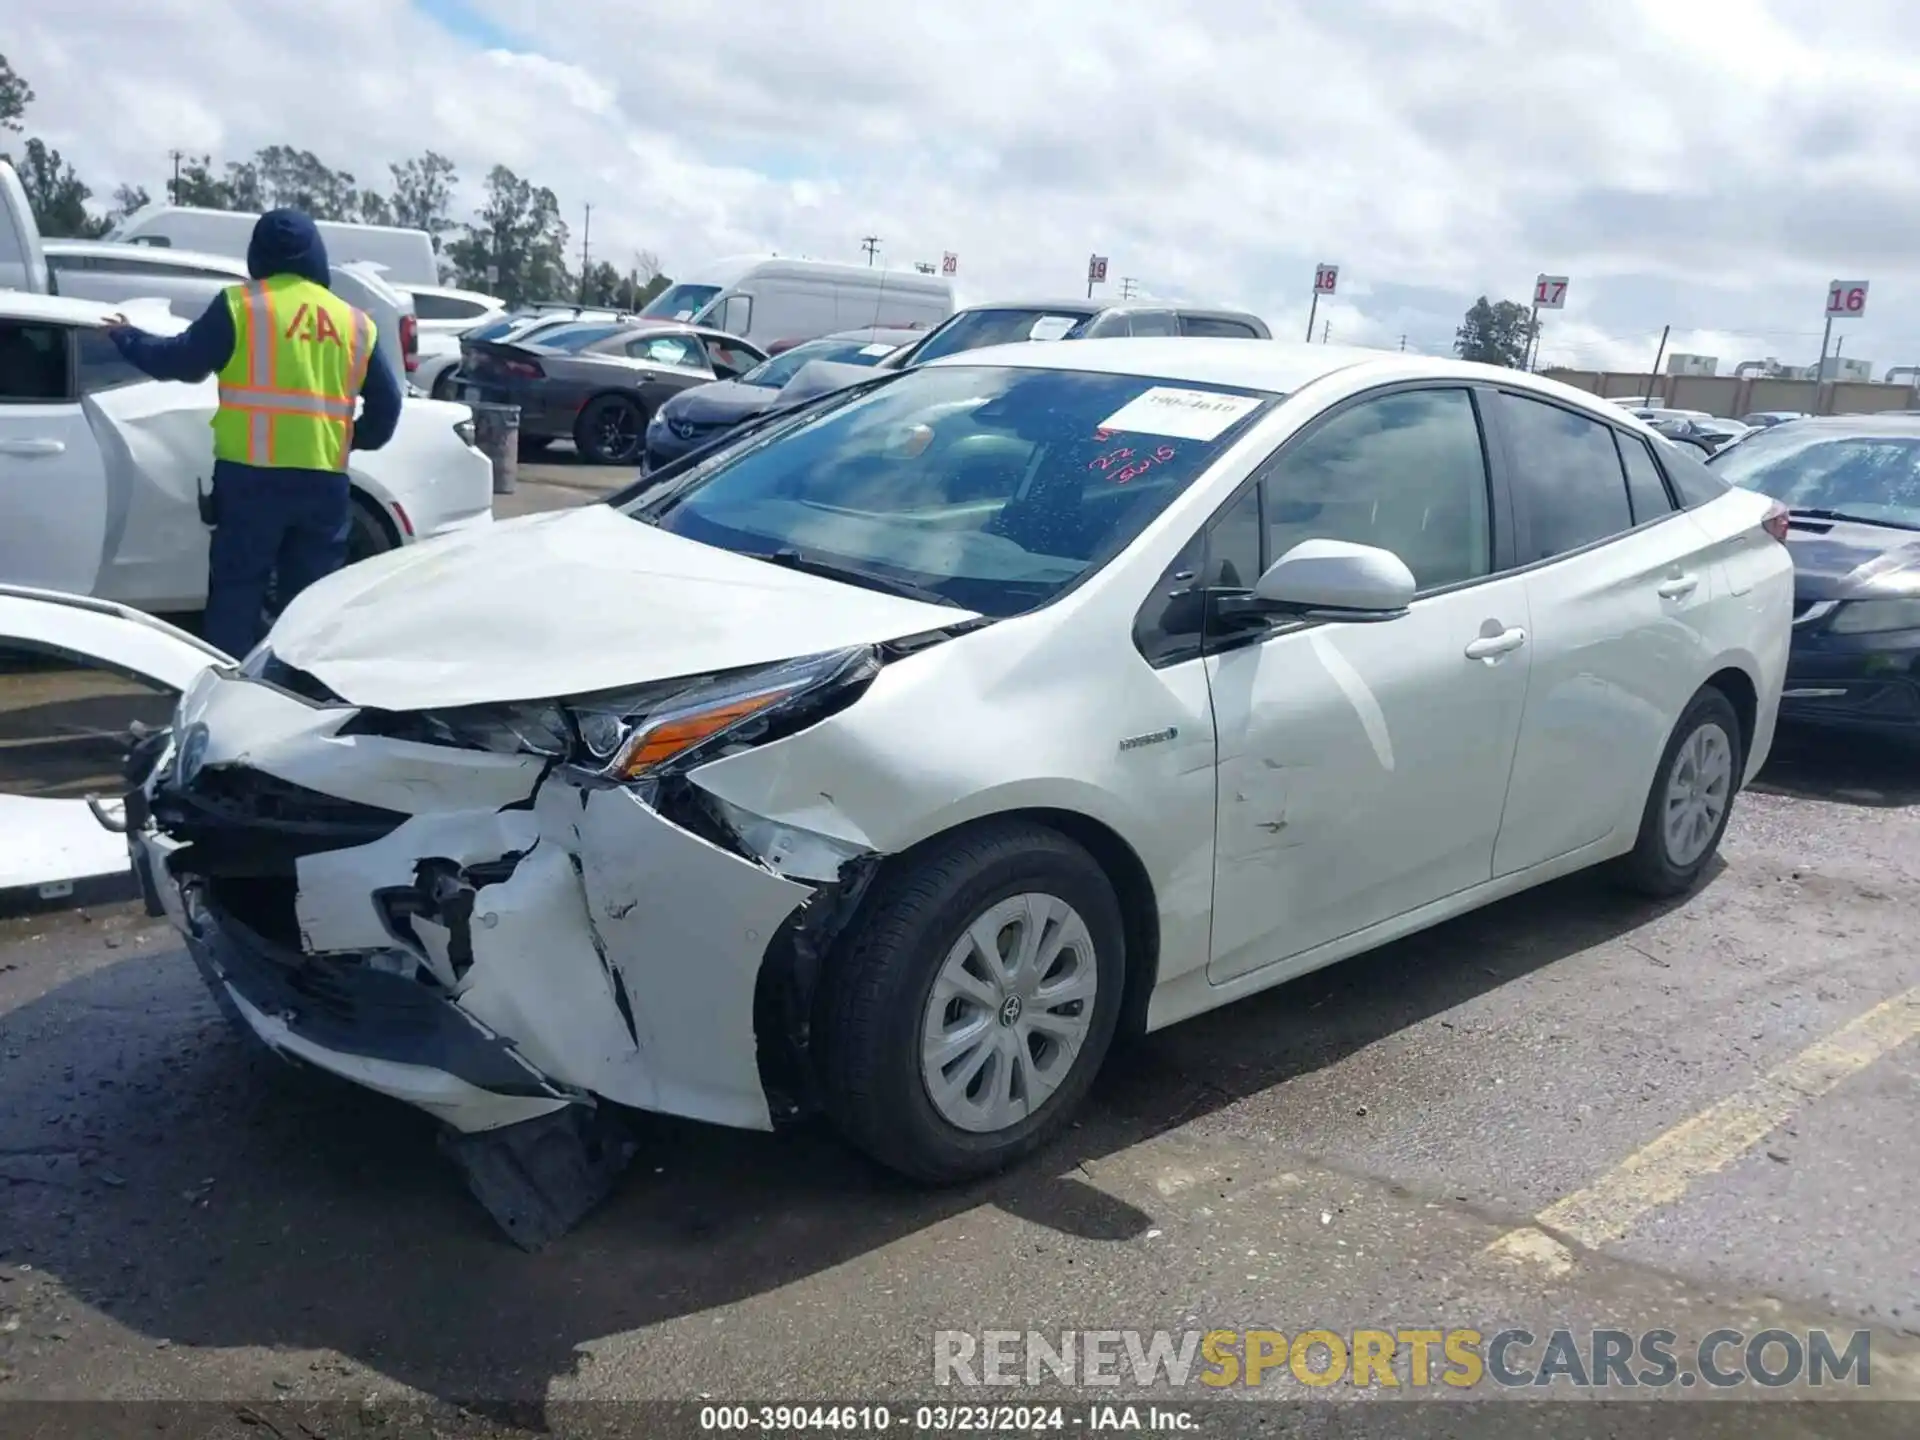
[107,208,401,456]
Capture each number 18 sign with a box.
[1313,264,1339,295]
[1534,274,1569,310]
[1826,280,1869,318]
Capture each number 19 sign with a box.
[1534,274,1569,310]
[1826,280,1869,318]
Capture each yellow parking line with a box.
[1492,985,1920,1258]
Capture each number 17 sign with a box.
[1826,280,1869,318]
[1534,274,1569,310]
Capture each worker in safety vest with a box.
[99,209,403,658]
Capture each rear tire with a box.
[345,494,397,566]
[1617,686,1743,897]
[818,821,1125,1184]
[574,395,646,465]
[430,368,458,401]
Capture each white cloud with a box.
[12,0,1920,379]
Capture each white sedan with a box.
[2,338,1794,1245]
[0,291,494,611]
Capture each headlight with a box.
[454,417,477,447]
[1829,598,1920,634]
[340,699,573,756]
[336,646,880,773]
[574,646,879,781]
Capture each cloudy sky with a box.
[11,0,1920,377]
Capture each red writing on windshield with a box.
[1090,442,1177,484]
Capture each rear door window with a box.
[1496,392,1636,560]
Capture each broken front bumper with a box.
[133,665,835,1141]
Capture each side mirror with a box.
[1216,539,1416,625]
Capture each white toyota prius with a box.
[0,338,1794,1245]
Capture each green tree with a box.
[0,52,32,132]
[221,158,264,211]
[168,155,231,207]
[443,165,570,306]
[110,182,150,220]
[251,144,359,220]
[389,151,459,244]
[9,137,108,237]
[356,189,395,226]
[1454,296,1537,369]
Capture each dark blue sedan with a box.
[643,327,918,471]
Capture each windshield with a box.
[631,365,1278,617]
[740,337,900,390]
[640,282,723,321]
[901,309,1098,367]
[1709,427,1920,528]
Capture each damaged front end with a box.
[123,640,916,1247]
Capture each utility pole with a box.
[168,149,185,204]
[578,202,592,302]
[1399,335,1407,352]
[1321,320,1330,344]
[1121,277,1138,299]
[1646,324,1671,401]
[860,236,881,266]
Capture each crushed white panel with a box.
[293,807,541,954]
[178,668,546,816]
[574,787,812,1131]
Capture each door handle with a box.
[1657,573,1699,599]
[0,438,66,457]
[1464,627,1528,660]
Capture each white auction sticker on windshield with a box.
[1099,386,1263,441]
[859,343,895,356]
[1027,315,1077,341]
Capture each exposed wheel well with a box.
[1703,666,1757,772]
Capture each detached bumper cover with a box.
[137,667,829,1142]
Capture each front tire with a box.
[345,495,397,566]
[1618,686,1743,897]
[574,394,646,465]
[818,821,1125,1184]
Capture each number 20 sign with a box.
[1826,281,1869,318]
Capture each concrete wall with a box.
[1541,368,1920,418]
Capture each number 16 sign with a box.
[1826,281,1869,318]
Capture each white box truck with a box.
[638,255,953,348]
[107,203,441,289]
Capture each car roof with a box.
[1750,413,1920,434]
[918,336,1621,405]
[0,290,185,333]
[404,282,500,304]
[954,298,1261,321]
[42,237,248,275]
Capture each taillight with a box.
[503,358,544,379]
[401,313,419,372]
[1761,499,1790,543]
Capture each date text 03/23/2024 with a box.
[697,1404,1196,1432]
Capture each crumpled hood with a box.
[1783,519,1920,601]
[663,380,776,426]
[265,505,979,710]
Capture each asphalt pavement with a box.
[1,460,1917,1434]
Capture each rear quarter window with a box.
[1660,440,1733,508]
